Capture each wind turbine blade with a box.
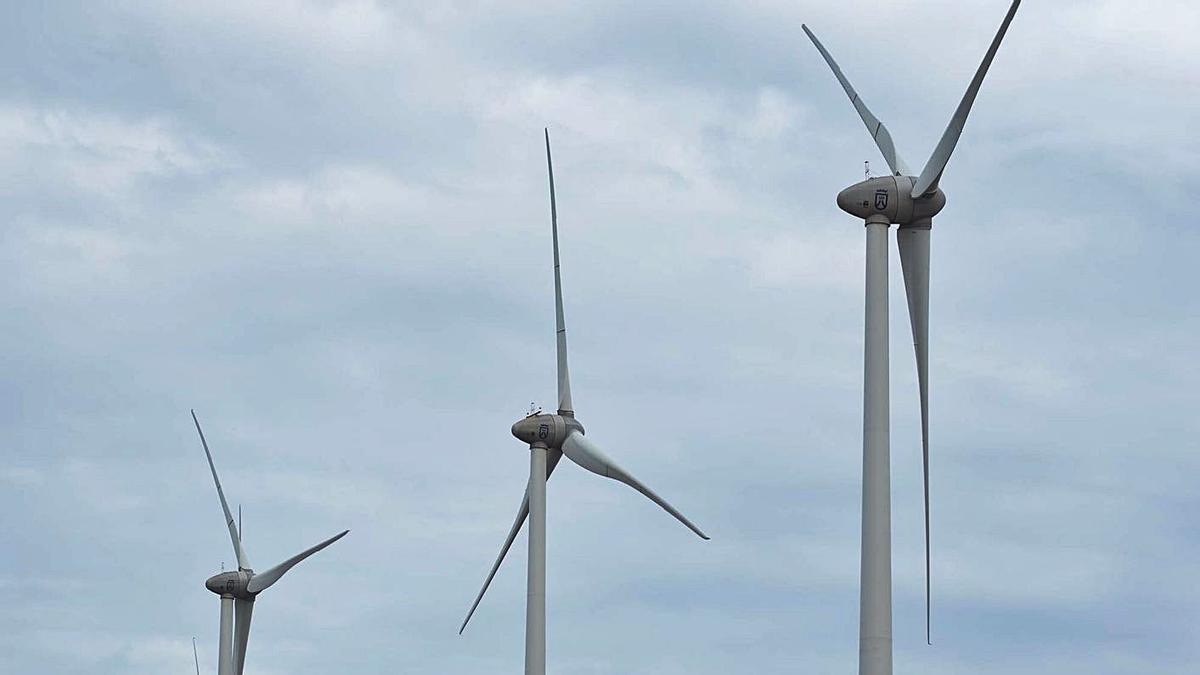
[193,636,200,675]
[232,598,254,675]
[561,432,709,540]
[545,129,574,415]
[911,0,1022,197]
[801,24,911,177]
[245,530,349,594]
[191,410,251,571]
[897,223,932,644]
[460,449,563,634]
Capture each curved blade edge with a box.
[246,529,349,594]
[897,224,931,644]
[191,410,251,571]
[545,130,574,415]
[459,449,563,634]
[802,24,911,177]
[561,432,709,540]
[911,0,1022,197]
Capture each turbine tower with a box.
[458,130,709,675]
[191,411,350,675]
[802,1,1021,673]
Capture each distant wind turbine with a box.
[191,411,349,675]
[458,130,709,675]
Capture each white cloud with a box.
[0,104,228,197]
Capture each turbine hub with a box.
[511,413,584,448]
[205,570,254,599]
[837,175,945,225]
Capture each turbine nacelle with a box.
[511,413,585,448]
[836,175,946,225]
[205,570,254,600]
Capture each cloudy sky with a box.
[3,1,1199,673]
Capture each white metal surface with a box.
[192,410,251,571]
[459,450,563,634]
[525,446,548,675]
[860,218,893,675]
[545,130,574,416]
[233,598,254,675]
[218,596,234,675]
[911,0,1022,197]
[897,223,932,643]
[801,25,910,177]
[246,530,350,593]
[561,432,709,539]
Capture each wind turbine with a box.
[190,410,350,675]
[801,1,1021,673]
[458,129,709,675]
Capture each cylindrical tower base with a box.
[860,217,893,675]
[525,444,548,675]
[218,594,235,675]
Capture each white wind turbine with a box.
[458,130,709,675]
[191,411,349,675]
[802,1,1022,673]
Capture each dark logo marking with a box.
[537,423,550,440]
[874,190,889,211]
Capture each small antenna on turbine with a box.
[238,504,242,540]
[864,160,872,179]
[527,402,542,417]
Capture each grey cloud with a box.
[2,1,1199,674]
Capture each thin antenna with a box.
[193,636,200,675]
[238,504,242,540]
[864,160,871,179]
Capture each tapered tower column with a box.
[525,444,548,675]
[218,594,235,675]
[860,216,892,675]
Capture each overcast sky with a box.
[3,1,1199,673]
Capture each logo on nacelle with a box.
[537,424,550,440]
[874,190,889,211]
